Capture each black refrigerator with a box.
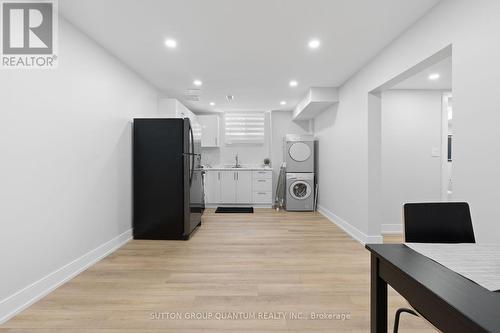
[133,118,204,240]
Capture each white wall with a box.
[314,95,373,241]
[314,0,500,243]
[199,112,271,167]
[381,90,443,231]
[0,18,159,320]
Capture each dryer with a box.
[284,134,314,173]
[285,173,314,211]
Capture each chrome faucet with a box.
[234,153,241,168]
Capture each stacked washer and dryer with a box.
[284,134,315,211]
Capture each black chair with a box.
[404,202,475,244]
[393,202,475,333]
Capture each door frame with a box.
[441,92,452,201]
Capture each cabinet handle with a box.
[218,172,220,181]
[237,172,239,180]
[215,137,217,146]
[258,192,267,195]
[257,179,266,182]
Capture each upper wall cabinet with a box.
[158,98,196,120]
[158,98,201,140]
[198,115,220,148]
[293,87,339,120]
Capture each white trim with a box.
[206,204,272,209]
[0,229,132,324]
[381,224,403,234]
[441,91,453,201]
[317,205,383,245]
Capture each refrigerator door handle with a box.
[188,122,194,185]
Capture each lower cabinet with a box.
[205,169,272,205]
[220,171,238,203]
[235,171,252,203]
[252,170,273,204]
[205,170,221,204]
[253,191,272,204]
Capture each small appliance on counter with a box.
[133,118,204,240]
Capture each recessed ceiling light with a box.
[209,102,215,106]
[308,39,321,49]
[428,73,440,80]
[193,80,203,86]
[280,101,287,105]
[289,80,298,87]
[164,38,177,48]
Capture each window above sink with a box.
[224,111,265,145]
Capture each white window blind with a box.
[224,112,265,144]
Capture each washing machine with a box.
[285,134,314,173]
[286,173,315,211]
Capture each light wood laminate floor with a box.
[1,209,434,332]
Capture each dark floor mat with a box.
[215,207,254,213]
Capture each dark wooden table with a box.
[366,244,500,333]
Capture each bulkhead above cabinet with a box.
[293,87,339,120]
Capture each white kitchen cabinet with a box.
[252,170,273,205]
[204,169,255,205]
[158,98,194,120]
[253,191,273,204]
[253,178,272,192]
[198,115,220,147]
[253,170,273,179]
[159,98,180,117]
[204,170,221,204]
[220,171,237,203]
[158,98,201,140]
[236,171,252,203]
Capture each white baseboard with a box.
[0,229,132,324]
[381,224,403,234]
[317,205,382,245]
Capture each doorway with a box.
[369,46,453,235]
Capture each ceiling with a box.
[59,0,441,113]
[391,56,452,90]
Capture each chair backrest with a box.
[403,202,475,243]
